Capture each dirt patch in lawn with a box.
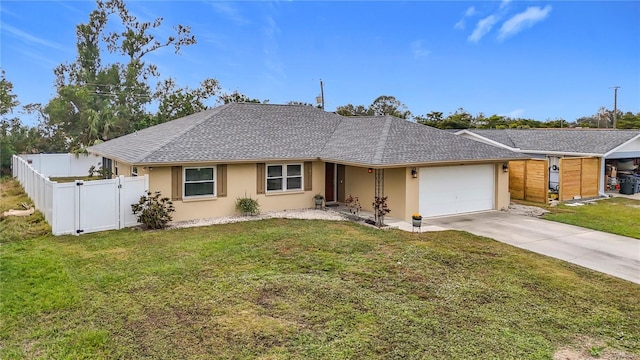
[554,337,638,360]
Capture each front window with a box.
[267,164,302,192]
[184,167,216,198]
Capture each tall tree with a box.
[217,90,263,105]
[335,95,411,118]
[0,70,19,173]
[0,70,19,116]
[616,112,640,129]
[152,78,220,127]
[440,108,473,129]
[43,0,218,152]
[335,104,372,116]
[0,70,42,174]
[415,111,444,127]
[369,95,411,119]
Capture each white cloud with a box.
[410,40,430,58]
[503,109,525,118]
[2,23,64,50]
[263,15,285,83]
[210,2,249,25]
[498,5,552,41]
[468,15,499,43]
[465,6,477,17]
[454,6,477,30]
[499,0,512,10]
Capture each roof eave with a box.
[604,133,640,157]
[454,130,520,151]
[517,150,604,157]
[319,156,530,169]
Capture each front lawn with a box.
[544,197,640,239]
[1,178,639,359]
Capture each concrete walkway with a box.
[424,211,640,284]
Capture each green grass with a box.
[543,197,640,239]
[0,179,51,242]
[49,176,101,183]
[1,178,639,359]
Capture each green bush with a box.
[131,191,175,229]
[235,195,260,216]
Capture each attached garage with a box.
[419,164,495,217]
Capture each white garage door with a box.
[419,164,495,217]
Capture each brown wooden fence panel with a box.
[525,160,548,203]
[559,157,600,201]
[581,158,600,198]
[509,160,526,200]
[559,158,582,200]
[508,159,548,203]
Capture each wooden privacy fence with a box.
[509,157,601,203]
[12,155,149,236]
[558,157,600,201]
[509,159,549,203]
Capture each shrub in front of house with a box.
[131,191,175,229]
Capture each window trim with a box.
[183,166,217,199]
[266,163,303,193]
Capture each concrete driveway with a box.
[427,211,640,285]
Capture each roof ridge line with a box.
[319,112,348,155]
[372,116,393,164]
[138,106,226,163]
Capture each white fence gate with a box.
[12,155,149,236]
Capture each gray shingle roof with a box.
[466,129,640,154]
[322,116,526,165]
[88,103,525,166]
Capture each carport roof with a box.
[461,129,640,155]
[88,103,526,166]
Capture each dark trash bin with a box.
[619,176,636,195]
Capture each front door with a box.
[325,163,336,202]
[325,163,346,203]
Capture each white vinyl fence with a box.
[19,153,102,177]
[12,154,149,236]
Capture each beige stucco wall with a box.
[146,161,326,222]
[128,159,510,223]
[404,167,420,221]
[106,160,153,178]
[344,166,374,213]
[495,163,510,210]
[381,168,408,221]
[344,166,412,221]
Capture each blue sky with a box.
[1,0,639,125]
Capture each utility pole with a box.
[318,79,325,110]
[609,86,620,129]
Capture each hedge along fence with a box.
[11,155,149,235]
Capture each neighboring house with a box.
[456,129,640,200]
[88,103,526,221]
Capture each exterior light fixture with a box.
[368,168,373,173]
[411,167,418,178]
[502,163,509,172]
